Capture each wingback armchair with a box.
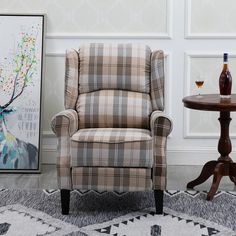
[51,43,172,215]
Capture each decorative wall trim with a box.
[183,51,236,138]
[164,52,172,118]
[45,52,65,57]
[41,144,57,164]
[185,0,236,39]
[46,0,172,40]
[165,0,173,39]
[43,131,54,137]
[167,147,229,165]
[46,33,172,39]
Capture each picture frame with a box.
[0,14,45,173]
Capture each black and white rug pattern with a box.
[0,189,236,236]
[80,207,234,236]
[0,204,79,236]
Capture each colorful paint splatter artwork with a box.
[0,15,44,171]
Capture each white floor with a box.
[0,164,236,191]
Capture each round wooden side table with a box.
[182,94,236,200]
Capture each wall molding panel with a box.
[46,0,173,40]
[185,0,236,39]
[184,52,236,138]
[46,32,172,40]
[167,147,236,165]
[45,52,65,57]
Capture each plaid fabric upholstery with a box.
[51,109,78,189]
[65,50,79,109]
[72,167,152,191]
[151,50,164,111]
[150,111,173,190]
[79,43,151,94]
[76,90,152,129]
[51,109,78,137]
[52,43,172,192]
[71,128,153,167]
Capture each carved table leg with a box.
[207,163,225,200]
[187,160,217,189]
[186,111,236,200]
[207,111,232,200]
[229,176,236,185]
[217,112,232,161]
[229,163,236,185]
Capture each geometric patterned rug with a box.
[0,204,78,236]
[0,190,236,236]
[80,207,235,236]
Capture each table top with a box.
[182,94,236,112]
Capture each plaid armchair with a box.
[51,43,172,215]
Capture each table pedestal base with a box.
[183,96,236,200]
[187,159,236,200]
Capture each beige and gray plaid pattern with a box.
[151,50,164,111]
[65,49,79,109]
[51,109,78,189]
[76,90,152,129]
[150,111,173,190]
[79,43,151,94]
[70,128,153,167]
[51,109,78,137]
[52,43,172,191]
[72,167,152,192]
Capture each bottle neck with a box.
[223,53,228,71]
[223,61,228,71]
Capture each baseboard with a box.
[41,145,57,164]
[167,148,220,165]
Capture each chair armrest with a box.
[150,111,173,137]
[51,109,78,137]
[51,109,78,189]
[150,111,173,190]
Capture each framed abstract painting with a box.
[0,14,45,172]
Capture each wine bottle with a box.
[219,53,232,99]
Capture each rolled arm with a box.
[150,111,173,190]
[51,109,78,137]
[150,111,173,137]
[51,109,78,189]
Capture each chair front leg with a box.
[61,189,70,215]
[154,189,163,214]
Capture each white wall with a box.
[1,0,236,165]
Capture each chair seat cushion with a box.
[71,128,153,167]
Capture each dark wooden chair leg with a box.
[154,190,163,214]
[61,189,70,215]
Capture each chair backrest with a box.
[64,43,164,129]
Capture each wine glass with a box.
[195,75,205,97]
